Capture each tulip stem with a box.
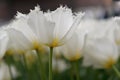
[71,61,80,80]
[5,55,14,80]
[70,66,74,80]
[22,53,28,80]
[112,65,120,78]
[75,61,80,80]
[49,47,53,80]
[36,49,46,80]
[8,64,14,80]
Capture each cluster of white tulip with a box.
[0,5,84,80]
[0,5,120,80]
[55,17,120,69]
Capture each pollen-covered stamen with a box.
[33,40,46,53]
[50,38,60,47]
[33,41,39,49]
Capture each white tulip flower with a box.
[78,19,112,39]
[5,14,48,54]
[53,47,63,59]
[5,23,35,54]
[61,31,85,61]
[11,15,41,50]
[78,19,120,69]
[78,19,120,44]
[27,6,84,48]
[83,36,119,69]
[0,62,18,80]
[52,58,69,73]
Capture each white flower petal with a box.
[62,31,85,61]
[51,6,73,39]
[28,8,55,44]
[0,30,9,59]
[60,13,84,44]
[12,16,37,41]
[6,28,33,54]
[83,36,119,69]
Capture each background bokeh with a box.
[0,0,120,26]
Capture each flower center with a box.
[33,41,39,49]
[33,41,46,53]
[51,38,60,47]
[104,57,115,69]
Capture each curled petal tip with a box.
[15,11,26,19]
[35,5,40,11]
[29,5,41,12]
[56,5,72,12]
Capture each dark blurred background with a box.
[0,0,120,26]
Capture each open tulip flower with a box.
[83,36,119,69]
[61,31,85,61]
[27,6,84,48]
[26,6,84,80]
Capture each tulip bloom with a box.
[5,28,31,54]
[27,6,84,48]
[61,31,85,61]
[83,36,119,69]
[10,6,84,80]
[10,15,40,50]
[0,62,18,80]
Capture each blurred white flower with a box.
[83,36,119,69]
[78,19,120,69]
[13,13,46,51]
[53,47,63,59]
[0,29,9,59]
[5,25,34,54]
[78,19,120,45]
[0,62,18,80]
[52,58,69,73]
[4,13,48,54]
[11,15,41,50]
[27,6,84,47]
[78,19,111,39]
[61,31,85,61]
[25,50,37,65]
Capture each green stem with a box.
[5,55,14,80]
[71,61,80,80]
[8,64,14,80]
[112,65,120,78]
[22,54,28,80]
[49,47,53,80]
[36,49,46,80]
[75,61,80,80]
[70,66,74,80]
